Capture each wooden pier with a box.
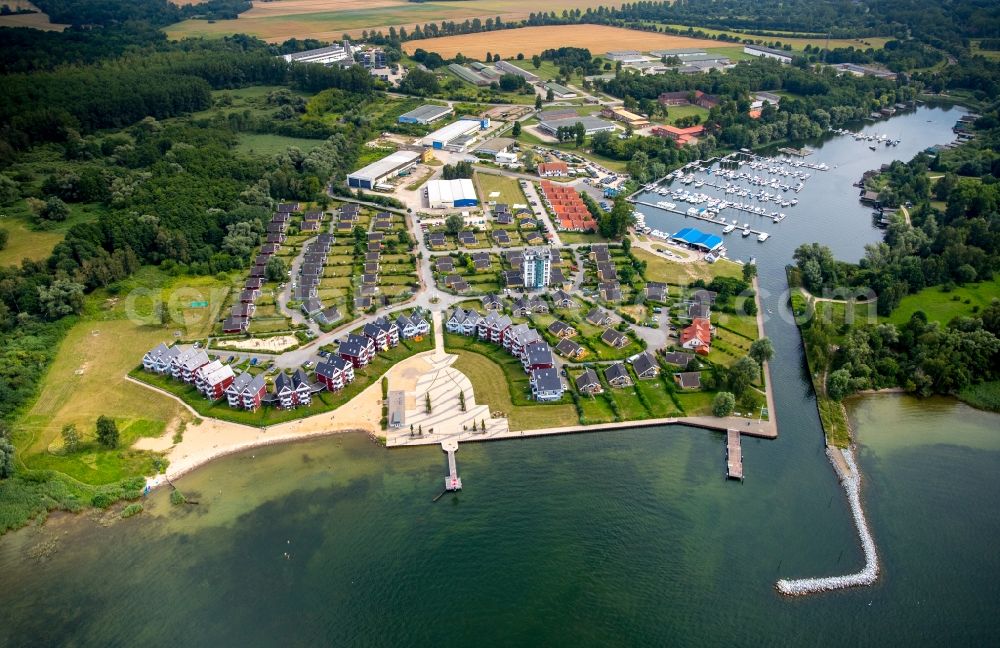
[726,430,744,481]
[442,440,463,491]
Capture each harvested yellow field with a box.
[405,25,720,58]
[165,0,619,43]
[0,0,66,31]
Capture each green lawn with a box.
[236,133,327,156]
[476,172,528,206]
[450,347,578,430]
[661,103,709,125]
[885,277,1000,326]
[674,390,715,417]
[634,247,742,286]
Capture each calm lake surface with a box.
[3,105,996,647]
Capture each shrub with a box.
[91,493,115,508]
[170,490,187,506]
[120,503,143,518]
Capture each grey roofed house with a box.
[690,289,717,304]
[674,371,702,390]
[586,307,611,326]
[519,217,538,229]
[530,367,563,400]
[294,284,317,301]
[277,202,299,213]
[523,342,554,368]
[687,302,711,320]
[301,263,321,277]
[551,289,574,307]
[354,295,372,309]
[504,249,524,263]
[591,244,610,262]
[452,280,470,293]
[511,297,530,315]
[524,231,544,244]
[527,297,548,313]
[601,327,629,348]
[458,231,478,245]
[223,316,248,333]
[427,233,446,247]
[597,262,617,280]
[444,273,463,287]
[301,298,323,316]
[494,211,513,226]
[482,294,503,310]
[303,254,325,265]
[231,303,254,318]
[316,306,342,326]
[604,362,632,387]
[367,242,381,252]
[555,338,584,359]
[662,351,695,368]
[600,282,623,302]
[368,232,384,242]
[337,220,354,231]
[493,229,511,243]
[645,282,668,301]
[549,268,566,286]
[364,262,380,274]
[631,352,659,379]
[362,274,378,285]
[473,256,491,270]
[548,320,575,337]
[245,277,264,290]
[366,251,381,262]
[575,368,602,393]
[435,257,454,272]
[250,266,266,278]
[303,210,322,221]
[503,270,523,287]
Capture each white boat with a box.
[742,227,752,237]
[757,232,770,242]
[723,224,736,234]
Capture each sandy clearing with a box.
[403,25,720,58]
[215,335,299,352]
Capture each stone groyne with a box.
[776,447,879,596]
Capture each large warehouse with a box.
[398,104,453,125]
[421,118,488,151]
[426,179,479,209]
[538,116,617,137]
[347,150,421,190]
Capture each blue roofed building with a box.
[672,227,723,252]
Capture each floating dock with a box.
[632,200,770,237]
[726,429,744,481]
[442,440,462,491]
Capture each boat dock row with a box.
[726,430,744,481]
[632,200,771,238]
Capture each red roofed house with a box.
[680,317,713,355]
[652,124,706,146]
[539,181,597,231]
[537,161,569,177]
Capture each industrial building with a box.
[495,60,538,81]
[544,82,578,99]
[398,104,454,125]
[448,63,491,86]
[347,150,420,190]
[600,106,650,127]
[743,44,794,64]
[426,179,479,208]
[538,116,616,136]
[605,51,651,64]
[421,118,489,151]
[281,41,352,65]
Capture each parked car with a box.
[227,355,235,363]
[250,358,258,366]
[304,361,314,369]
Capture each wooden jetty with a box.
[632,200,770,237]
[726,429,744,481]
[442,440,463,491]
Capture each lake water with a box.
[3,105,996,647]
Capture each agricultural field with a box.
[166,0,617,43]
[404,25,720,59]
[971,40,1000,61]
[0,1,65,31]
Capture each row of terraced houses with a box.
[446,307,564,401]
[142,310,431,412]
